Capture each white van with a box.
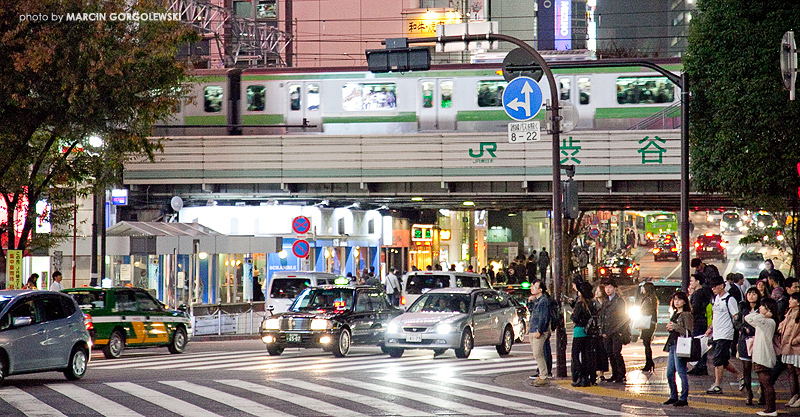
[265,271,341,313]
[400,271,492,309]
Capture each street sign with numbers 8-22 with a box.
[508,121,540,143]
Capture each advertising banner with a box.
[555,0,572,50]
[6,250,22,289]
[537,0,555,50]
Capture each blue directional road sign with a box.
[502,76,543,121]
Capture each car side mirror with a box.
[474,306,486,314]
[266,305,275,315]
[177,304,188,312]
[13,317,33,327]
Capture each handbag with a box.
[632,314,652,330]
[676,331,701,361]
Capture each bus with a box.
[644,212,678,244]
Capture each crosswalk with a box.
[0,375,621,416]
[86,347,556,376]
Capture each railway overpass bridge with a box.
[122,130,733,213]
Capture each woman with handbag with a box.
[664,291,693,407]
[777,292,800,408]
[736,287,761,405]
[746,298,779,417]
[637,282,658,373]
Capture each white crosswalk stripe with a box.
[0,377,620,416]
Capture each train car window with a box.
[578,77,590,105]
[342,83,397,111]
[289,85,301,111]
[246,85,266,111]
[441,81,453,108]
[307,84,320,111]
[204,86,223,113]
[477,81,507,107]
[616,76,675,104]
[559,78,571,100]
[422,81,434,108]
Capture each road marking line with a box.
[160,381,293,417]
[0,386,67,416]
[216,379,369,417]
[106,382,222,417]
[321,376,502,416]
[373,376,567,415]
[46,383,143,417]
[430,376,620,415]
[273,378,433,416]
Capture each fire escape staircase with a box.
[167,0,292,67]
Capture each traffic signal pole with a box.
[396,33,566,378]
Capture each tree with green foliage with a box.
[0,0,198,286]
[685,0,800,275]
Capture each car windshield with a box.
[408,293,470,313]
[270,278,311,299]
[67,291,106,309]
[607,258,631,266]
[289,288,354,312]
[405,275,451,294]
[740,252,764,262]
[723,213,739,221]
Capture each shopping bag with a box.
[699,335,711,356]
[632,314,652,330]
[676,336,701,361]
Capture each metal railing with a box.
[192,302,267,335]
[627,102,682,130]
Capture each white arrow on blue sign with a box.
[502,76,544,121]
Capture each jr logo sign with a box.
[469,142,497,158]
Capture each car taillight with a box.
[626,267,633,274]
[653,248,661,254]
[400,296,406,305]
[83,313,93,330]
[671,247,678,252]
[694,242,700,248]
[599,267,607,275]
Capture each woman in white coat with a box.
[745,298,779,417]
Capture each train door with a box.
[418,79,456,131]
[556,75,595,129]
[286,82,322,131]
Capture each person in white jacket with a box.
[745,298,779,417]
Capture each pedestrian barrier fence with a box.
[191,302,268,335]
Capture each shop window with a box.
[441,80,453,108]
[203,86,223,113]
[616,76,675,104]
[246,85,266,111]
[578,77,590,105]
[342,83,397,111]
[477,80,507,107]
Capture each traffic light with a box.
[366,38,430,73]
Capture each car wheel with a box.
[168,326,187,354]
[64,346,88,380]
[267,345,284,356]
[332,328,351,357]
[380,344,389,354]
[387,347,404,358]
[0,355,6,385]
[455,329,473,358]
[496,325,514,355]
[516,321,527,342]
[103,329,125,359]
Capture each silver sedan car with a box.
[383,288,518,359]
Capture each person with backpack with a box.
[571,281,598,387]
[527,279,551,386]
[705,275,741,395]
[688,273,715,376]
[600,279,629,384]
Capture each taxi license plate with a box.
[286,333,301,342]
[706,248,715,251]
[612,268,621,273]
[406,334,422,343]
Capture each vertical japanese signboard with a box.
[6,249,22,289]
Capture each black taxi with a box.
[63,287,192,359]
[260,285,401,357]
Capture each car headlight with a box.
[759,263,765,270]
[737,262,745,270]
[436,323,454,334]
[310,319,331,330]
[628,306,641,320]
[387,323,399,334]
[263,318,280,330]
[737,221,743,227]
[720,221,728,228]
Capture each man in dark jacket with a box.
[688,273,714,375]
[600,279,628,384]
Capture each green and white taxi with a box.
[62,287,192,359]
